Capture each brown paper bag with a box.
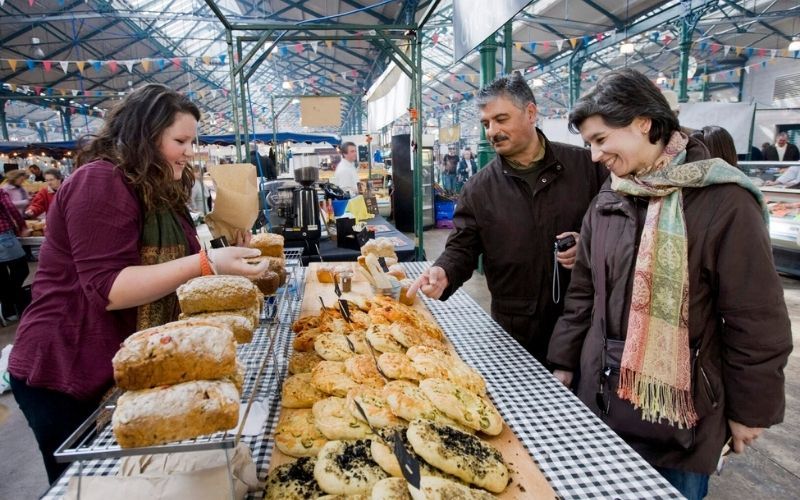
[204,163,259,242]
[65,443,259,500]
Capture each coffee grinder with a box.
[282,166,321,244]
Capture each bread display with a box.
[177,275,260,314]
[313,440,387,495]
[250,232,284,257]
[274,409,328,458]
[406,419,509,493]
[175,312,255,344]
[112,322,237,390]
[112,380,239,448]
[265,457,324,500]
[281,373,325,408]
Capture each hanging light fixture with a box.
[31,37,45,59]
[620,42,635,55]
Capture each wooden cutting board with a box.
[267,263,555,499]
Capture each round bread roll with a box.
[419,379,501,435]
[315,333,356,361]
[346,387,403,428]
[406,419,508,493]
[281,373,325,408]
[314,439,388,495]
[311,361,359,397]
[265,456,324,500]
[274,408,328,457]
[365,324,404,353]
[250,232,284,257]
[377,353,422,382]
[344,354,386,388]
[252,269,281,296]
[288,351,324,374]
[312,397,373,440]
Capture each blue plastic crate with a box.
[435,200,456,221]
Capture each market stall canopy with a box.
[365,60,412,132]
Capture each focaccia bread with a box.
[365,324,404,353]
[312,397,373,440]
[313,439,387,495]
[265,456,324,500]
[407,345,486,395]
[113,322,237,390]
[288,350,324,374]
[344,354,387,388]
[406,419,508,493]
[419,379,502,436]
[177,275,260,314]
[376,353,422,382]
[282,373,325,408]
[371,476,495,500]
[370,426,460,481]
[382,380,469,432]
[112,380,239,448]
[346,387,402,429]
[274,409,328,457]
[315,333,356,361]
[176,312,255,344]
[250,232,284,257]
[311,361,359,397]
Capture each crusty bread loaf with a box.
[177,275,260,314]
[112,380,239,448]
[250,233,284,257]
[175,313,255,343]
[113,322,237,390]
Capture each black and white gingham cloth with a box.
[43,263,681,499]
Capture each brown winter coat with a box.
[547,138,793,473]
[435,131,608,362]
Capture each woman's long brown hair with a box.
[76,84,201,212]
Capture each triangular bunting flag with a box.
[91,60,102,71]
[124,60,135,72]
[0,0,5,7]
[59,88,66,96]
[735,46,743,55]
[28,0,34,6]
[141,59,151,71]
[172,58,182,68]
[157,59,166,70]
[311,41,319,54]
[221,89,228,97]
[8,84,16,92]
[218,55,226,64]
[514,42,522,50]
[202,55,212,65]
[744,66,750,74]
[294,43,304,54]
[108,60,118,72]
[43,61,52,72]
[569,38,578,49]
[556,39,564,51]
[187,57,195,67]
[582,35,591,46]
[8,59,18,71]
[279,46,288,57]
[771,49,777,59]
[34,86,42,95]
[432,33,439,46]
[59,60,69,73]
[71,89,79,96]
[26,60,35,70]
[724,45,731,57]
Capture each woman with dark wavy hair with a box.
[547,69,791,499]
[690,125,738,167]
[8,84,268,483]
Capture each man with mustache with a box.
[408,73,607,363]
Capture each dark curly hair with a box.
[568,68,679,146]
[476,72,536,110]
[76,84,201,212]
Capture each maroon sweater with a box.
[9,160,199,400]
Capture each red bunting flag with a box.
[43,61,52,72]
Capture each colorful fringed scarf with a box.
[135,209,190,330]
[611,131,768,428]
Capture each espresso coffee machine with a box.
[282,166,321,244]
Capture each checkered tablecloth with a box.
[44,263,681,499]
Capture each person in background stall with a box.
[188,166,208,215]
[333,141,361,197]
[24,168,64,220]
[0,185,31,322]
[456,148,478,192]
[1,170,31,217]
[408,73,607,363]
[8,84,269,484]
[689,126,738,167]
[440,145,459,192]
[764,132,800,162]
[547,68,792,500]
[28,164,45,182]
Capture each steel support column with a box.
[678,19,692,103]
[226,30,242,161]
[477,35,497,170]
[569,49,587,108]
[61,110,72,141]
[0,100,8,141]
[503,21,513,75]
[237,39,251,161]
[412,31,425,260]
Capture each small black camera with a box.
[555,234,576,252]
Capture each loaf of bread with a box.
[113,321,237,390]
[250,233,284,257]
[177,275,260,314]
[112,380,240,448]
[361,238,397,260]
[252,270,281,296]
[177,312,255,343]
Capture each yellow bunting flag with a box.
[76,61,86,73]
[141,59,151,71]
[569,38,578,49]
[8,59,18,71]
[325,40,334,48]
[202,55,211,65]
[735,46,743,56]
[514,42,522,50]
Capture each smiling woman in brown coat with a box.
[547,69,792,500]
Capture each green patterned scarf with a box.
[611,131,768,428]
[136,209,190,330]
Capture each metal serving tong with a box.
[351,399,421,490]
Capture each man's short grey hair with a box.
[476,72,536,110]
